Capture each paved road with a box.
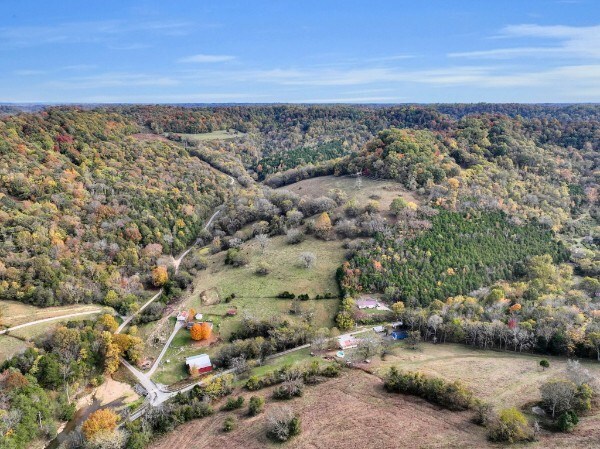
[146,320,185,377]
[0,309,103,335]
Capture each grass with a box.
[8,314,102,340]
[174,130,246,142]
[373,342,600,410]
[249,347,316,378]
[0,335,30,363]
[0,300,101,329]
[188,235,343,301]
[278,175,420,216]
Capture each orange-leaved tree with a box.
[200,322,212,340]
[190,323,203,340]
[82,408,119,440]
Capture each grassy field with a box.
[0,334,30,363]
[372,342,600,411]
[8,313,104,340]
[187,235,343,301]
[278,175,420,217]
[175,130,246,142]
[0,300,102,329]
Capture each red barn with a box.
[185,354,213,376]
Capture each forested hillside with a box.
[0,109,228,307]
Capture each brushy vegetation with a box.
[384,367,474,411]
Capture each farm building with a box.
[338,335,359,349]
[195,313,203,320]
[356,297,379,309]
[185,354,213,375]
[390,321,403,328]
[373,325,385,333]
[176,311,189,321]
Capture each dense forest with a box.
[0,109,228,307]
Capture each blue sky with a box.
[1,0,599,103]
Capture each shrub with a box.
[225,248,249,267]
[266,406,301,442]
[277,291,296,299]
[286,229,305,244]
[321,363,341,378]
[255,261,272,276]
[488,407,533,443]
[384,367,473,410]
[539,359,550,370]
[557,410,579,432]
[297,294,310,301]
[222,396,244,411]
[223,416,237,432]
[248,395,265,416]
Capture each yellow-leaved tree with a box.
[82,408,119,440]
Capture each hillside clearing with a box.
[174,130,246,142]
[278,175,419,214]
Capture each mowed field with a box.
[373,342,600,410]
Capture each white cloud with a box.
[450,23,600,59]
[45,73,180,89]
[178,54,235,63]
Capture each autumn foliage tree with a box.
[190,323,203,341]
[191,322,212,340]
[314,212,332,239]
[82,408,119,440]
[152,266,169,287]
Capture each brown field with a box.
[149,344,600,449]
[150,370,487,449]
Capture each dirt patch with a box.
[94,378,139,405]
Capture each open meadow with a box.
[278,175,420,216]
[149,233,344,384]
[174,130,246,142]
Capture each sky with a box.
[0,0,599,103]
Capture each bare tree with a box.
[255,233,270,254]
[354,334,382,361]
[540,379,577,418]
[266,406,297,442]
[230,355,250,379]
[299,252,316,269]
